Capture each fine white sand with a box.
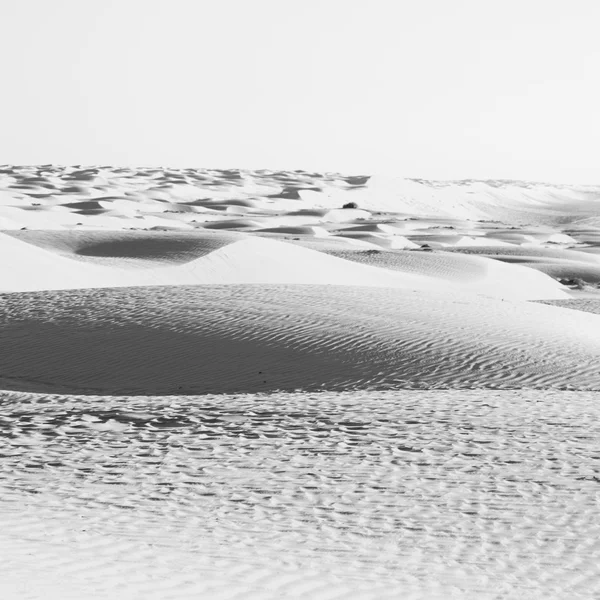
[1,165,600,599]
[1,389,599,600]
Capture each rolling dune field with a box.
[1,165,600,599]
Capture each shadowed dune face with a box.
[1,285,599,395]
[76,238,226,260]
[2,229,245,268]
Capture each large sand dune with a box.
[1,284,599,395]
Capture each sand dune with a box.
[173,237,447,289]
[0,231,436,291]
[329,248,533,282]
[323,176,600,225]
[0,232,138,291]
[0,230,570,299]
[0,284,598,395]
[443,245,600,288]
[2,165,600,600]
[3,166,599,233]
[1,164,599,397]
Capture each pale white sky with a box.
[1,0,599,183]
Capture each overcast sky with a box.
[1,0,599,183]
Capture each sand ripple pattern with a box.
[1,285,600,394]
[0,390,599,599]
[537,299,600,315]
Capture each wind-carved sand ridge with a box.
[1,165,600,599]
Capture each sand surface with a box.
[1,165,600,598]
[1,285,600,395]
[1,389,599,600]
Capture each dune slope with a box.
[1,284,599,394]
[0,231,570,299]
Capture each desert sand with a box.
[1,165,600,599]
[1,165,600,393]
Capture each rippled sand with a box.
[1,285,600,395]
[1,390,599,599]
[2,166,600,598]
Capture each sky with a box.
[1,0,599,183]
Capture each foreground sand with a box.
[1,166,600,599]
[1,389,599,600]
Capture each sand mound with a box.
[443,245,600,288]
[0,232,138,292]
[164,237,568,299]
[0,231,569,299]
[173,237,444,289]
[329,249,509,282]
[0,285,598,394]
[325,248,570,299]
[0,232,440,292]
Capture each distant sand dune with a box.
[446,245,600,263]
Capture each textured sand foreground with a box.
[1,389,599,600]
[2,166,600,599]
